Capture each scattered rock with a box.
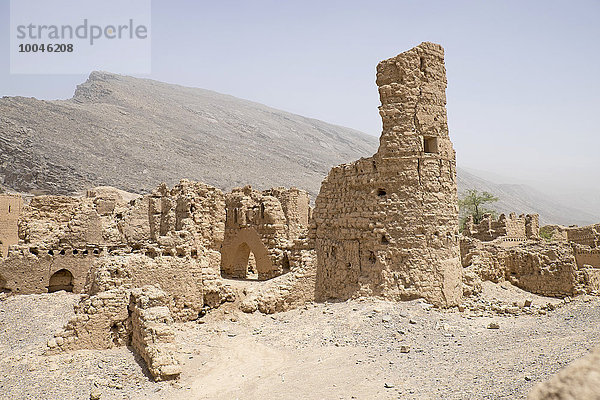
[90,388,102,400]
[487,322,500,330]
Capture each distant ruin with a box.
[463,213,539,243]
[461,214,600,298]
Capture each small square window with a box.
[424,136,438,154]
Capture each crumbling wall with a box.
[460,238,597,298]
[129,286,181,381]
[1,181,227,297]
[503,242,578,297]
[464,213,539,243]
[49,286,131,352]
[87,254,206,321]
[313,42,461,307]
[145,180,225,254]
[567,224,600,248]
[240,236,316,314]
[574,245,600,268]
[49,285,180,381]
[0,194,23,257]
[221,186,310,280]
[540,225,569,242]
[17,191,127,248]
[573,245,600,293]
[0,245,101,294]
[539,223,600,248]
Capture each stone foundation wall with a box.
[313,42,461,307]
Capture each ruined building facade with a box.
[461,215,600,298]
[463,213,540,243]
[313,42,462,307]
[221,186,310,280]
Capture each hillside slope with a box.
[0,72,595,226]
[0,71,378,197]
[456,168,597,226]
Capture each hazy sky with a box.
[1,0,599,213]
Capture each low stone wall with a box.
[48,285,180,381]
[461,238,596,298]
[129,286,181,381]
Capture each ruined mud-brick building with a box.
[463,213,539,244]
[2,41,599,382]
[313,42,462,307]
[461,215,600,298]
[0,180,314,379]
[221,186,310,280]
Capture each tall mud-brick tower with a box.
[313,42,462,307]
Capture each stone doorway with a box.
[232,242,261,280]
[221,228,276,280]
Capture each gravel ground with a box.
[0,284,598,400]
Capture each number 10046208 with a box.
[18,43,73,52]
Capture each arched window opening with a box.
[48,269,74,293]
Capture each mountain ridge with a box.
[0,71,595,226]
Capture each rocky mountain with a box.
[0,71,377,197]
[0,72,596,226]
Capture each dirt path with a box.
[1,284,599,399]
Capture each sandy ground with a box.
[1,283,598,400]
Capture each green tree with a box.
[459,189,499,230]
